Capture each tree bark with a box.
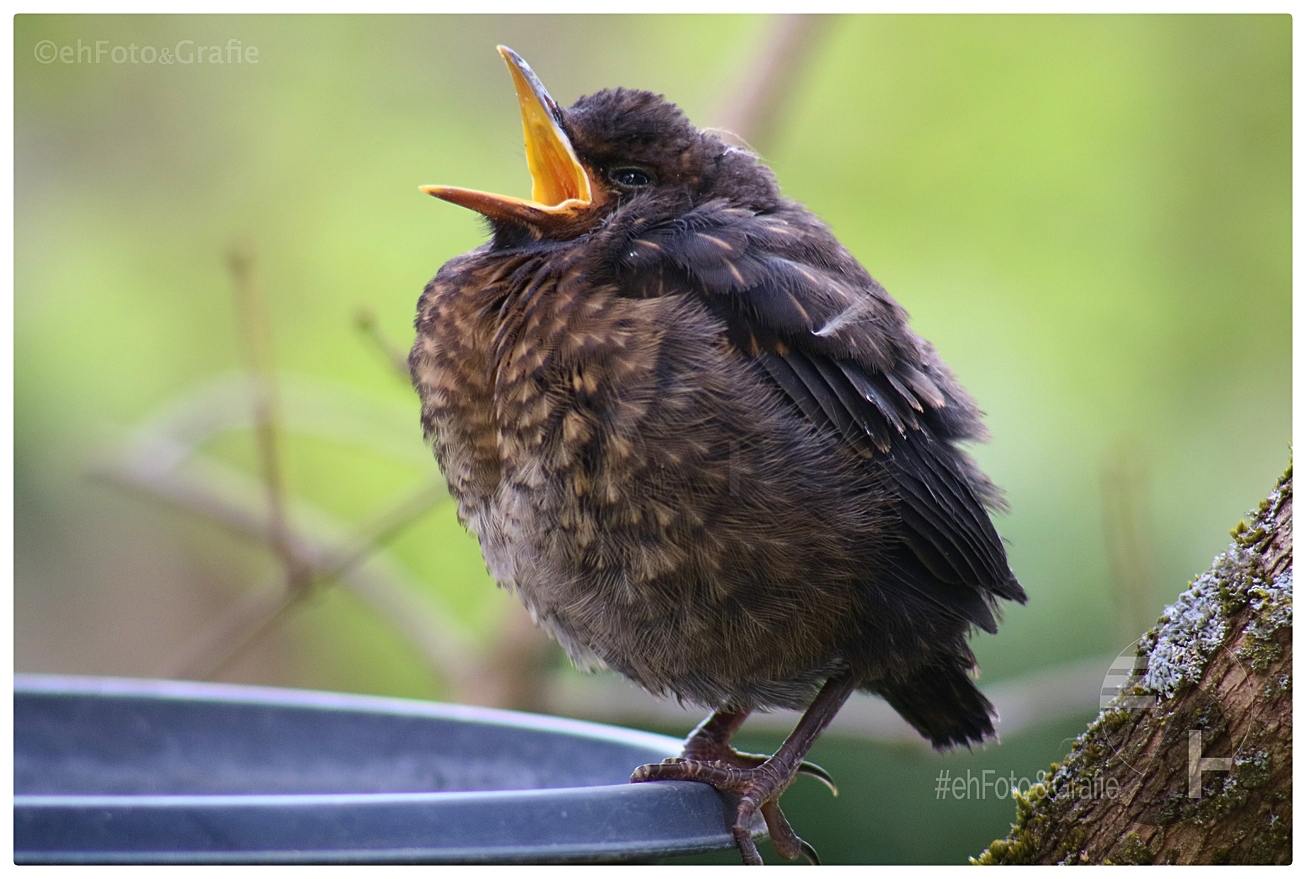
[976,465,1292,865]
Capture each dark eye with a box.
[609,167,655,189]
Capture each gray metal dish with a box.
[14,674,756,863]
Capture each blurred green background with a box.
[14,14,1290,864]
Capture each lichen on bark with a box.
[975,464,1292,865]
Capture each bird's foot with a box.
[681,738,838,796]
[633,674,857,865]
[630,755,819,865]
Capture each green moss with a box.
[971,837,1019,865]
[972,781,1051,864]
[1234,748,1271,789]
[1099,707,1132,732]
[1015,781,1048,820]
[1238,571,1293,671]
[1248,811,1290,864]
[1261,672,1290,699]
[1193,773,1244,825]
[1053,825,1087,865]
[1239,635,1283,671]
[1111,831,1154,865]
[1231,522,1265,549]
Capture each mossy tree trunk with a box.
[977,466,1292,865]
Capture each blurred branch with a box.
[355,306,412,381]
[542,654,1107,746]
[226,244,307,587]
[168,478,448,681]
[92,445,472,682]
[459,601,560,713]
[129,372,433,471]
[1102,440,1159,644]
[711,14,837,154]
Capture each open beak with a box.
[421,46,594,228]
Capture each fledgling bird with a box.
[411,47,1026,865]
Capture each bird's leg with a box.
[681,707,750,761]
[631,672,857,865]
[676,707,838,794]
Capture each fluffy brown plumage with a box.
[411,48,1025,864]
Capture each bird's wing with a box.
[612,200,1024,628]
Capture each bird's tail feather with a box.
[877,660,997,750]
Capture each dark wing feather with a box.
[611,200,1026,626]
[755,350,830,428]
[780,348,873,452]
[808,355,894,454]
[838,361,910,435]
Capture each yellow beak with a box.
[421,47,594,227]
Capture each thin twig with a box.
[160,571,301,681]
[355,306,412,381]
[92,447,457,679]
[170,480,451,680]
[1101,441,1158,644]
[227,244,308,587]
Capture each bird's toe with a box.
[760,800,820,863]
[632,755,821,865]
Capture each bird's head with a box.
[422,46,780,241]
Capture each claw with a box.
[758,798,823,864]
[797,759,839,797]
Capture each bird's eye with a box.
[609,167,655,189]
